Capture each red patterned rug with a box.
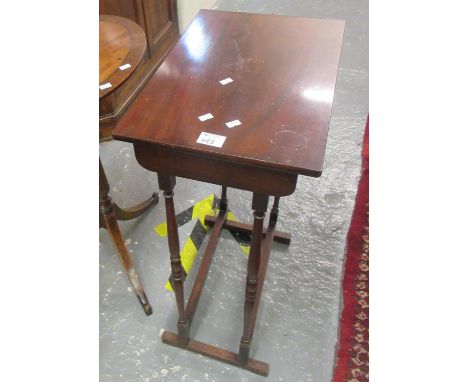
[333,117,369,382]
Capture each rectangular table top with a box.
[113,10,345,177]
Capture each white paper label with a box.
[198,113,214,121]
[219,77,233,85]
[99,82,112,90]
[196,132,226,148]
[119,63,132,70]
[225,119,242,128]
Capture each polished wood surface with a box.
[99,0,180,141]
[141,0,179,57]
[158,175,189,343]
[100,0,180,59]
[161,331,269,376]
[133,142,298,196]
[99,15,159,315]
[185,187,228,323]
[112,9,344,374]
[100,21,130,80]
[99,15,146,98]
[99,160,157,315]
[114,10,345,176]
[203,214,291,244]
[239,193,268,365]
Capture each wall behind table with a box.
[177,0,216,32]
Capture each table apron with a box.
[133,143,298,196]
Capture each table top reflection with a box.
[113,10,345,177]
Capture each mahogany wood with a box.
[99,17,159,314]
[158,186,281,374]
[158,174,189,344]
[114,10,345,176]
[99,1,180,141]
[239,194,268,365]
[141,0,179,58]
[112,193,158,220]
[133,142,298,196]
[99,160,155,315]
[99,15,147,98]
[249,197,280,340]
[99,0,146,24]
[161,331,269,376]
[203,215,291,244]
[185,209,226,323]
[112,9,344,375]
[220,186,228,211]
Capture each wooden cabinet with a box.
[99,0,179,140]
[99,0,145,24]
[142,0,177,57]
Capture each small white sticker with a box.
[99,82,112,90]
[119,63,132,70]
[196,132,226,148]
[219,77,233,85]
[198,113,214,121]
[225,119,242,128]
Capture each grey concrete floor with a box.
[99,0,368,381]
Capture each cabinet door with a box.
[99,0,146,28]
[142,0,179,58]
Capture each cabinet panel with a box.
[99,0,180,140]
[99,0,145,26]
[145,0,170,34]
[142,0,178,58]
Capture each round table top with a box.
[99,15,146,98]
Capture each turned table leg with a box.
[158,174,189,344]
[239,193,269,365]
[248,196,280,339]
[161,189,283,376]
[219,185,228,211]
[99,159,153,315]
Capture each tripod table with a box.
[99,15,158,315]
[113,9,345,376]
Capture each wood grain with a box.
[113,10,345,176]
[99,15,147,98]
[161,330,269,376]
[99,1,180,141]
[111,10,346,374]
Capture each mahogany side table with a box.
[99,15,158,316]
[113,9,344,375]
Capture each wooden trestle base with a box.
[160,185,290,377]
[109,10,344,377]
[204,214,292,245]
[161,330,270,376]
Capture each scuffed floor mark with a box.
[171,365,182,373]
